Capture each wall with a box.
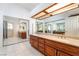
[65,16,79,37]
[0,3,36,47]
[0,11,3,48]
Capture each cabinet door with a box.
[39,38,44,44]
[30,35,38,49]
[38,43,45,54]
[39,46,45,54]
[33,41,38,49]
[45,45,56,56]
[57,51,71,56]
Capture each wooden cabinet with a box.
[57,51,71,56]
[45,45,56,56]
[33,41,38,49]
[39,37,45,44]
[30,35,79,56]
[39,45,44,54]
[39,42,44,48]
[30,35,38,49]
[19,32,26,39]
[38,37,45,54]
[45,39,79,56]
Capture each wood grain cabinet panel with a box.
[30,35,38,41]
[45,39,79,56]
[57,51,71,56]
[38,42,45,54]
[39,43,44,48]
[39,46,45,54]
[30,35,38,49]
[33,42,38,49]
[45,45,56,56]
[30,35,79,56]
[45,39,58,48]
[38,37,45,44]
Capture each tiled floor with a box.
[4,37,27,46]
[0,41,44,56]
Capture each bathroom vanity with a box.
[30,34,79,56]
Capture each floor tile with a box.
[1,41,44,56]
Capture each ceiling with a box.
[17,3,40,12]
[31,3,79,20]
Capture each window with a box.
[7,23,13,30]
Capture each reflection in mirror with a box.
[45,23,52,33]
[36,22,43,33]
[51,20,65,35]
[57,23,65,32]
[53,23,65,35]
[7,23,13,30]
[36,16,79,40]
[18,22,27,39]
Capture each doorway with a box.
[3,16,29,46]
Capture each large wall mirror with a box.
[57,23,65,32]
[45,20,65,35]
[36,16,79,39]
[36,22,43,33]
[45,23,52,33]
[53,22,65,35]
[36,20,65,35]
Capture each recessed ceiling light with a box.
[32,3,79,20]
[33,12,46,18]
[51,3,79,15]
[46,3,71,13]
[38,14,52,20]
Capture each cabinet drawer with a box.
[45,39,57,48]
[33,42,38,49]
[30,35,38,40]
[39,38,44,44]
[45,45,56,56]
[39,46,45,54]
[45,39,79,56]
[39,43,44,48]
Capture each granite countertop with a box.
[31,34,79,47]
